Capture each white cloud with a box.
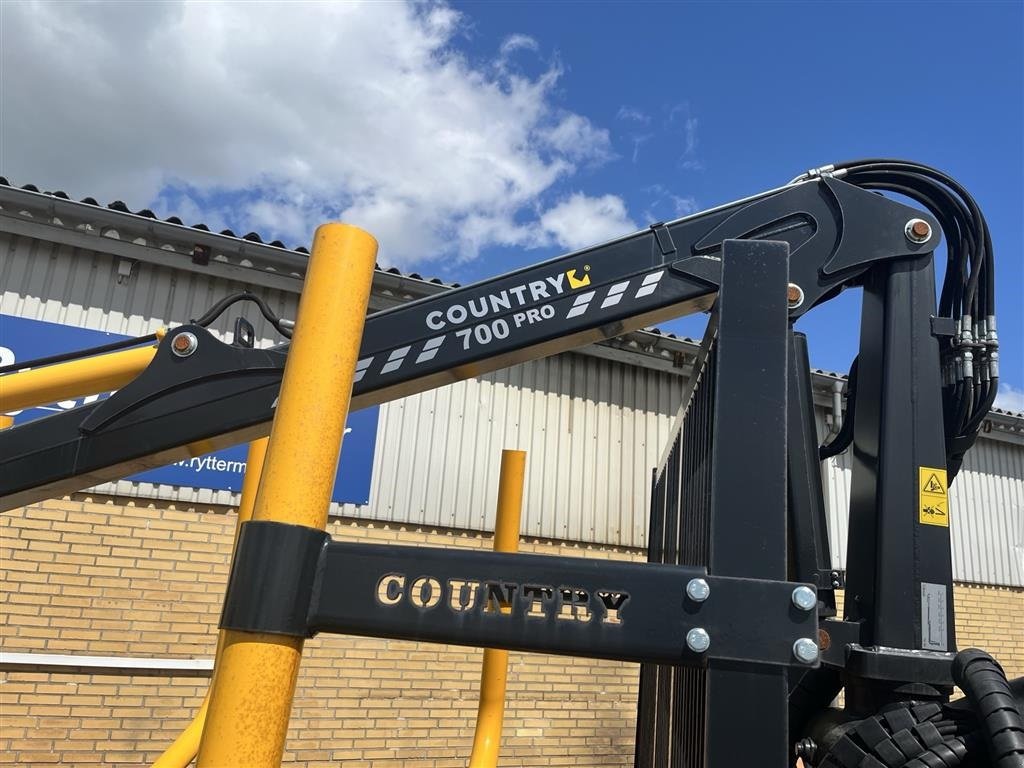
[616,106,650,124]
[629,133,653,164]
[665,102,703,171]
[538,193,637,251]
[995,383,1024,414]
[683,117,699,155]
[500,33,539,56]
[538,114,613,163]
[0,1,616,269]
[640,184,700,224]
[671,195,699,216]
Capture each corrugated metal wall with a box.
[365,354,680,546]
[821,431,1024,587]
[2,228,1022,585]
[0,231,296,345]
[637,370,1022,588]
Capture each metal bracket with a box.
[115,257,137,285]
[845,644,955,688]
[930,315,957,338]
[219,522,328,638]
[221,520,819,668]
[649,222,677,256]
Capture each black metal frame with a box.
[635,239,794,767]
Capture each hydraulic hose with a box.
[952,649,1024,766]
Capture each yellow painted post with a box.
[196,223,377,767]
[152,436,270,768]
[0,332,164,412]
[468,449,527,768]
[151,694,211,768]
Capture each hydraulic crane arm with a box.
[0,169,965,510]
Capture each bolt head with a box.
[787,283,805,309]
[793,637,820,665]
[686,627,710,654]
[905,218,932,243]
[171,331,198,357]
[685,578,710,603]
[792,585,817,611]
[817,629,831,652]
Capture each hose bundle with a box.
[796,160,998,479]
[952,649,1024,766]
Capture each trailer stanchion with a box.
[468,449,526,768]
[152,436,270,768]
[196,223,378,767]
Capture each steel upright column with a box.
[843,256,955,710]
[705,239,791,766]
[197,223,377,767]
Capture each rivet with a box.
[787,283,805,309]
[171,331,199,358]
[905,218,932,243]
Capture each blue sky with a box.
[3,1,1020,404]
[449,1,1023,394]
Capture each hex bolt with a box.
[685,578,710,603]
[787,283,805,309]
[171,331,199,358]
[905,218,932,243]
[686,627,710,654]
[793,637,820,664]
[791,585,817,611]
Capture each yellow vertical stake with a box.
[152,436,270,768]
[197,223,377,767]
[468,449,527,768]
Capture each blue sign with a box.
[0,314,379,504]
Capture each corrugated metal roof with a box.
[0,175,456,287]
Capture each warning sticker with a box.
[919,466,949,527]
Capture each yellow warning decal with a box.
[919,466,949,527]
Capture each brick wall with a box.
[2,495,1022,767]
